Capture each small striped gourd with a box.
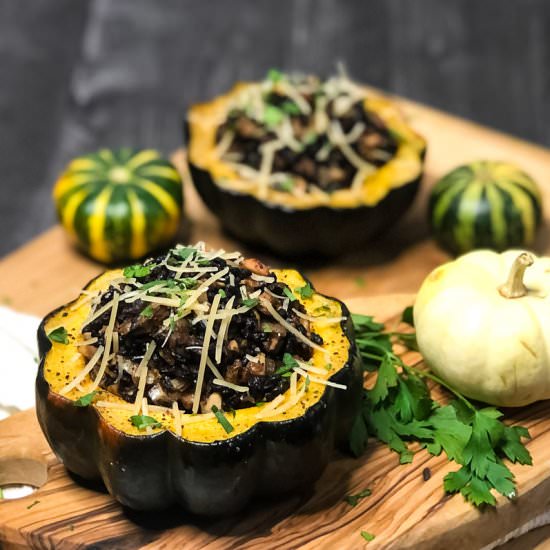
[54,148,183,263]
[429,161,543,255]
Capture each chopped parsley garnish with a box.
[242,298,259,308]
[123,264,154,278]
[179,278,199,289]
[267,68,284,83]
[73,391,98,407]
[211,405,234,434]
[281,101,301,115]
[218,289,227,298]
[282,286,295,301]
[360,531,375,542]
[47,326,69,344]
[140,305,154,318]
[350,308,533,508]
[279,178,295,193]
[130,415,162,431]
[275,352,298,376]
[27,500,40,510]
[175,247,195,260]
[344,488,372,507]
[296,282,314,299]
[263,104,285,128]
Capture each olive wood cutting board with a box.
[1,293,550,550]
[1,90,550,548]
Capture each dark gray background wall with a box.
[1,0,548,257]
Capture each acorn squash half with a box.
[36,262,362,515]
[186,73,426,256]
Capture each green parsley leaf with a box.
[130,415,162,431]
[242,298,259,308]
[360,531,375,542]
[263,105,284,128]
[178,278,199,289]
[218,289,227,298]
[123,264,153,278]
[283,286,295,301]
[369,354,398,405]
[175,247,195,260]
[73,391,98,407]
[275,353,298,376]
[47,326,69,344]
[401,305,414,326]
[140,305,154,318]
[211,405,234,434]
[344,488,372,506]
[281,101,301,115]
[350,307,533,509]
[267,68,284,82]
[278,178,295,193]
[296,282,314,299]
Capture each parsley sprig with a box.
[351,311,532,508]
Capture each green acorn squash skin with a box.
[53,148,184,264]
[189,160,421,257]
[429,161,543,256]
[36,273,362,515]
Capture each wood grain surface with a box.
[1,294,550,550]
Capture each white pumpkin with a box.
[414,250,550,407]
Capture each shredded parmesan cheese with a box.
[255,394,285,419]
[291,308,346,325]
[90,294,120,391]
[261,300,329,356]
[59,345,105,395]
[215,296,235,363]
[172,401,182,436]
[294,367,347,390]
[192,292,222,413]
[213,379,249,393]
[75,337,98,347]
[250,273,275,283]
[132,340,157,414]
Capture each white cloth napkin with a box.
[0,306,40,420]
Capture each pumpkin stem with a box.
[498,253,535,299]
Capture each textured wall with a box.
[0,0,548,256]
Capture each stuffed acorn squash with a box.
[36,243,362,515]
[186,70,426,256]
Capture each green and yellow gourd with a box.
[429,161,543,255]
[53,148,183,264]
